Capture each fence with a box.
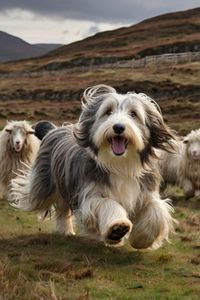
[0,52,200,78]
[114,51,200,68]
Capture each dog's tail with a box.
[10,166,54,213]
[33,120,56,141]
[9,164,35,211]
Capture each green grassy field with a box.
[0,192,199,300]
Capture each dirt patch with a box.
[74,267,93,280]
[191,254,200,265]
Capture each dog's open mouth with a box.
[108,136,128,156]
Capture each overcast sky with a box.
[1,1,199,45]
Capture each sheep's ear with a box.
[183,138,188,144]
[27,129,35,134]
[5,128,12,133]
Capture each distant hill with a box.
[33,43,63,52]
[0,31,63,62]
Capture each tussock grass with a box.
[0,192,199,300]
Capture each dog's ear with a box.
[146,102,176,152]
[73,118,99,154]
[73,123,89,148]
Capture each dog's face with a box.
[184,129,200,160]
[91,93,149,157]
[75,85,174,170]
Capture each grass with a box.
[0,191,199,300]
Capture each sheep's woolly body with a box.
[0,121,40,196]
[180,151,200,189]
[159,129,200,197]
[158,141,182,184]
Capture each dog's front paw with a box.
[105,219,132,245]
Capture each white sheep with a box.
[0,120,40,197]
[159,128,200,198]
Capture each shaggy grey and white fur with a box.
[159,128,200,198]
[0,121,40,197]
[10,85,176,249]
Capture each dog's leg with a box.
[65,211,75,235]
[129,193,174,249]
[54,214,75,235]
[80,197,132,245]
[54,208,75,236]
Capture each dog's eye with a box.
[130,111,137,118]
[103,109,112,116]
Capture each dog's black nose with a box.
[113,123,125,134]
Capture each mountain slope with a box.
[45,7,200,61]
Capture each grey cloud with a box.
[87,25,100,35]
[80,25,100,39]
[1,1,199,24]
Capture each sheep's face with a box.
[6,125,34,152]
[186,141,200,160]
[184,132,200,160]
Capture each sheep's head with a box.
[183,129,200,160]
[5,121,34,152]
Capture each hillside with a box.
[34,7,200,72]
[44,7,200,68]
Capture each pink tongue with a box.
[111,136,126,155]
